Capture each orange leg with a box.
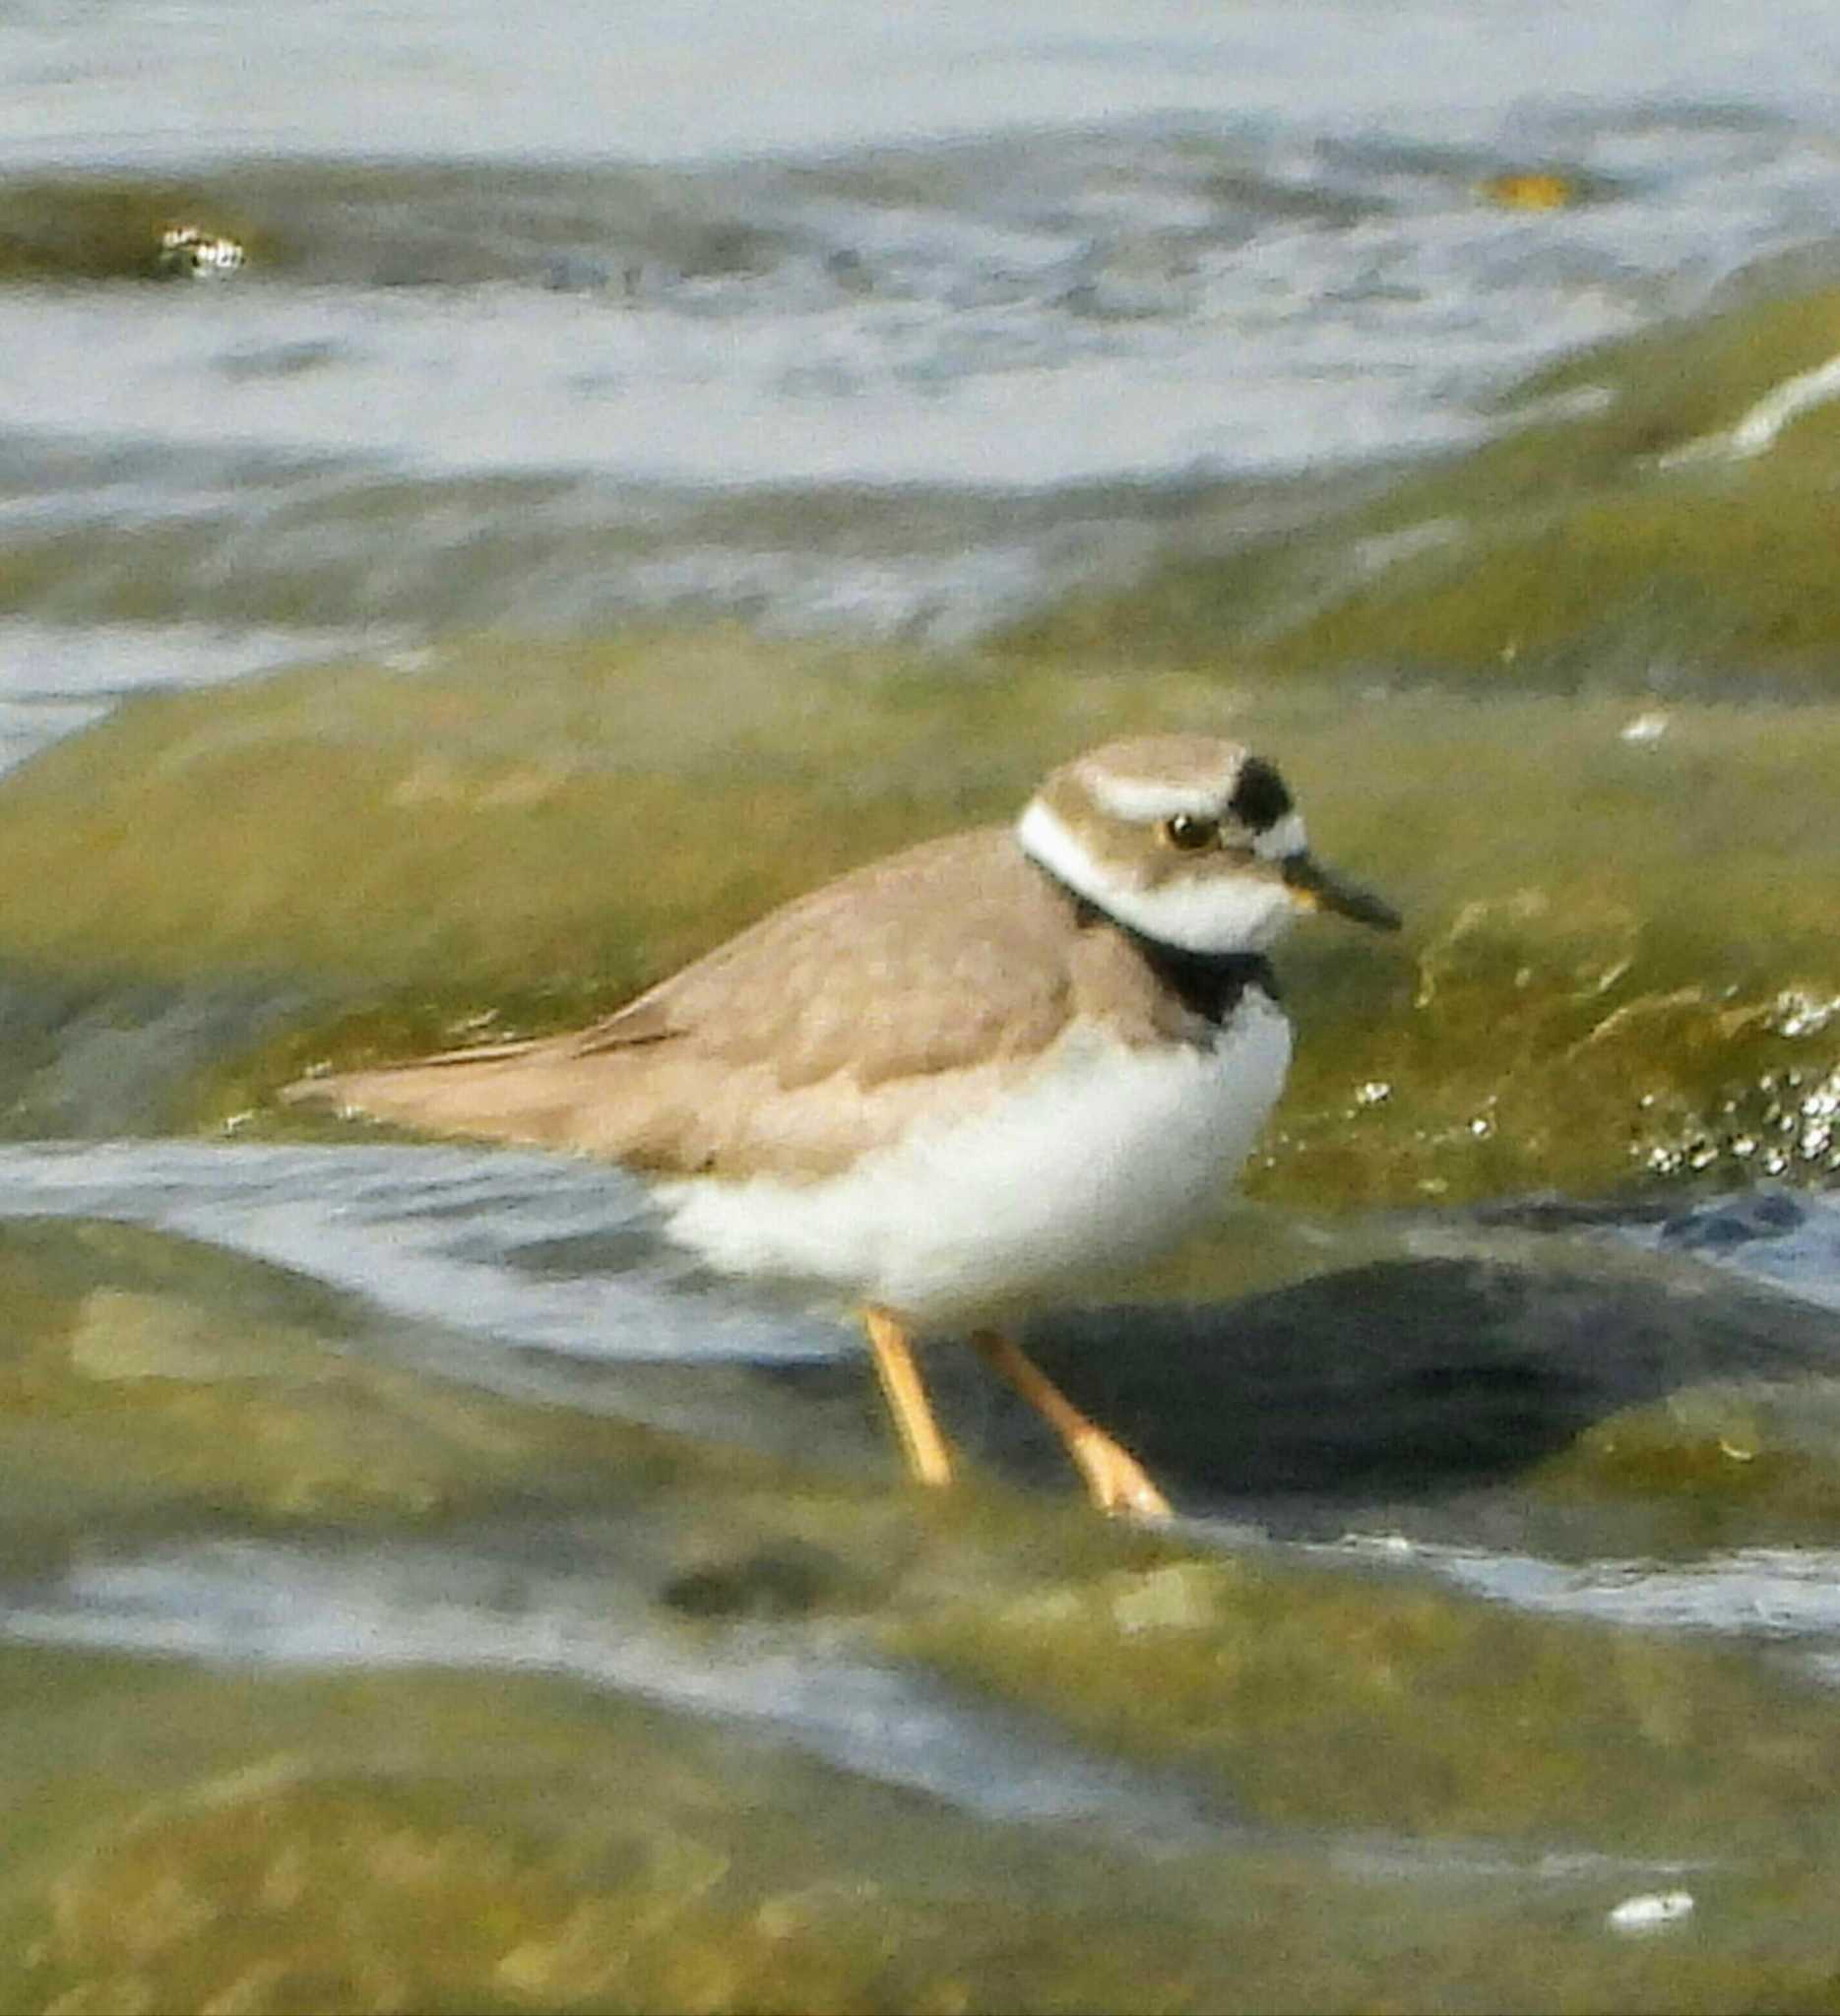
[971,1329,1172,1521]
[861,1304,954,1487]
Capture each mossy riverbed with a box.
[5,1218,1840,2012]
[1000,270,1840,694]
[0,632,1833,1210]
[1,266,1838,2009]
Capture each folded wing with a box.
[286,828,1081,1180]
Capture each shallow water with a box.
[0,1139,832,1366]
[1,1134,1836,1598]
[0,1531,1242,1851]
[2,1137,1839,2001]
[5,0,1840,718]
[6,4,1840,2006]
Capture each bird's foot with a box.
[1069,1428,1174,1522]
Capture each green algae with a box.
[0,1647,1208,2016]
[8,1639,1830,2016]
[0,634,1834,1206]
[1,1427,1838,2012]
[886,1530,1840,1859]
[0,177,264,282]
[1533,1379,1840,1548]
[1235,693,1840,1206]
[5,1225,1840,2007]
[0,630,1031,993]
[0,1216,829,1552]
[999,279,1840,690]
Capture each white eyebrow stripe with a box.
[1015,797,1109,904]
[1254,810,1308,860]
[1082,769,1240,823]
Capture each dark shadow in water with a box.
[907,1253,1840,1515]
[488,1239,1840,1545]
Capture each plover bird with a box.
[289,736,1398,1518]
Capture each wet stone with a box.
[1,1209,1840,2006]
[0,1217,837,1544]
[0,562,1831,2005]
[64,1288,334,1387]
[998,277,1840,691]
[658,1542,859,1621]
[955,1239,1840,1544]
[1659,1185,1809,1251]
[5,1639,1834,2016]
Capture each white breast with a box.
[659,994,1292,1327]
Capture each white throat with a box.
[1015,798,1300,956]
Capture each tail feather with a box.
[284,1049,584,1152]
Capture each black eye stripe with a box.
[1228,757,1292,833]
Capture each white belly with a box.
[659,997,1292,1327]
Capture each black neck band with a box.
[1043,870,1281,1023]
[1130,935,1281,1023]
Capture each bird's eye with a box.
[1162,812,1220,851]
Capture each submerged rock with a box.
[999,268,1840,692]
[2,1216,1840,2008]
[0,1215,846,1553]
[0,178,264,283]
[13,1634,1825,2016]
[957,1230,1840,1550]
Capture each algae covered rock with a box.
[1005,1241,1840,1527]
[4,1210,1840,2010]
[999,274,1840,692]
[886,1511,1840,1858]
[14,1636,1813,2016]
[0,176,260,283]
[0,630,1833,1208]
[0,1214,821,1551]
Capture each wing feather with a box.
[287,828,1086,1177]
